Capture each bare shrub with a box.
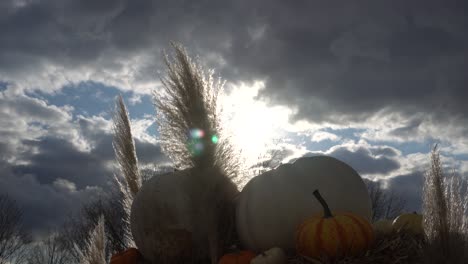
[26,231,71,264]
[366,180,407,222]
[60,193,130,262]
[0,194,30,264]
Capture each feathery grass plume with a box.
[77,215,107,264]
[153,42,240,263]
[153,42,240,178]
[422,145,468,263]
[112,173,136,248]
[112,95,139,248]
[112,94,142,198]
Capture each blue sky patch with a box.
[26,81,155,120]
[0,81,9,92]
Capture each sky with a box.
[0,0,467,237]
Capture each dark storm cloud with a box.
[370,146,399,157]
[0,0,248,76]
[2,0,467,127]
[12,119,166,189]
[0,159,103,234]
[233,0,468,124]
[12,137,113,188]
[389,118,423,138]
[328,146,400,175]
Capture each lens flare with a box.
[211,135,219,144]
[190,128,205,139]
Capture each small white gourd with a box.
[250,247,287,264]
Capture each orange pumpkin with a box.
[110,248,142,264]
[296,190,374,259]
[218,250,256,264]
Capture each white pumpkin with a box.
[131,168,239,262]
[236,156,372,251]
[130,169,194,262]
[251,247,287,264]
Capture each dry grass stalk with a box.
[112,94,142,198]
[112,172,136,248]
[112,95,140,248]
[422,145,468,263]
[78,215,107,264]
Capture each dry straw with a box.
[77,215,107,264]
[112,94,140,248]
[112,94,142,198]
[422,145,468,263]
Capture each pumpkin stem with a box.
[313,190,333,218]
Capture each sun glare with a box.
[220,81,291,165]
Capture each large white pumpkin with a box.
[131,168,239,262]
[130,169,195,262]
[235,155,372,251]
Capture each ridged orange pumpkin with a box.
[110,248,142,264]
[296,190,374,259]
[218,250,256,264]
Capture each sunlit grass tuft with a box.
[422,145,468,263]
[76,215,107,264]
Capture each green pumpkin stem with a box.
[313,190,333,218]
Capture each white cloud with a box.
[350,109,468,156]
[311,131,341,142]
[129,116,158,144]
[53,178,77,193]
[129,93,142,105]
[0,90,78,161]
[1,47,163,97]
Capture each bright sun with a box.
[220,81,291,166]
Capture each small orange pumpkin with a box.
[296,190,374,259]
[218,250,256,264]
[110,248,142,264]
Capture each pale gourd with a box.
[130,170,194,262]
[251,247,287,264]
[392,212,423,235]
[130,169,238,263]
[236,156,372,251]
